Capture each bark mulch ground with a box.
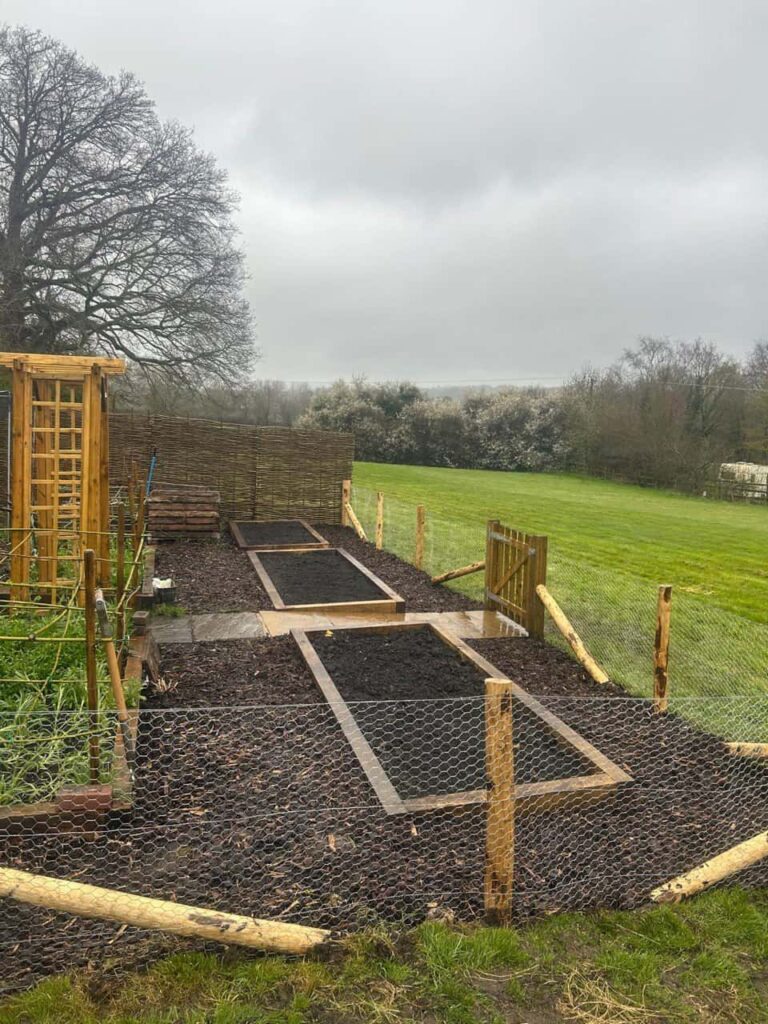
[153,536,268,613]
[152,525,478,614]
[4,541,768,992]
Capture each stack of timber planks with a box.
[147,482,220,542]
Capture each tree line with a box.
[118,337,768,494]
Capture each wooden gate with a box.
[484,520,548,638]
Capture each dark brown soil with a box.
[258,549,394,606]
[153,537,268,613]
[318,525,478,612]
[151,524,478,615]
[4,540,768,994]
[308,627,593,796]
[232,520,327,549]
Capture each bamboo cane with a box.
[116,502,126,643]
[650,830,768,903]
[535,584,610,685]
[83,549,101,783]
[0,866,332,954]
[94,587,135,768]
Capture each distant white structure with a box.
[718,462,768,500]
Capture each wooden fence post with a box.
[414,504,426,570]
[341,479,351,526]
[484,678,514,925]
[83,548,101,784]
[375,492,384,550]
[654,585,672,713]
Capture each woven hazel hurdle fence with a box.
[109,413,354,525]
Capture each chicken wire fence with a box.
[2,695,768,992]
[350,484,768,710]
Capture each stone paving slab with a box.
[258,608,526,639]
[150,611,265,644]
[191,612,265,642]
[148,616,194,644]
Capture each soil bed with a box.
[232,519,326,549]
[256,548,393,606]
[4,553,768,993]
[307,626,593,798]
[319,525,478,612]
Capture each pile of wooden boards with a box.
[147,482,220,542]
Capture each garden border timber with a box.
[248,547,406,615]
[229,518,330,551]
[291,621,632,816]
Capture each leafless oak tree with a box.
[0,25,255,380]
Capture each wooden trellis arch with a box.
[484,519,548,638]
[1,353,125,601]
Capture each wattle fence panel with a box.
[109,412,354,524]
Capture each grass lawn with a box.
[353,464,768,622]
[351,465,768,711]
[3,888,767,1023]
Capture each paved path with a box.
[150,608,523,644]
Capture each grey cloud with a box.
[4,0,768,379]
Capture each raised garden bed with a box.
[230,519,329,551]
[292,622,631,814]
[249,547,405,614]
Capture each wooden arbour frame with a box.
[1,353,125,600]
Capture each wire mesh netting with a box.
[2,695,768,993]
[351,484,768,710]
[2,484,768,994]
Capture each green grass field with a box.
[4,889,768,1023]
[354,464,768,621]
[351,465,768,717]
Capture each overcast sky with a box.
[5,1,768,383]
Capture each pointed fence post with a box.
[484,678,515,925]
[375,492,384,550]
[654,585,672,713]
[414,504,426,570]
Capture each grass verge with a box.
[2,888,767,1023]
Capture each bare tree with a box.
[0,26,255,380]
